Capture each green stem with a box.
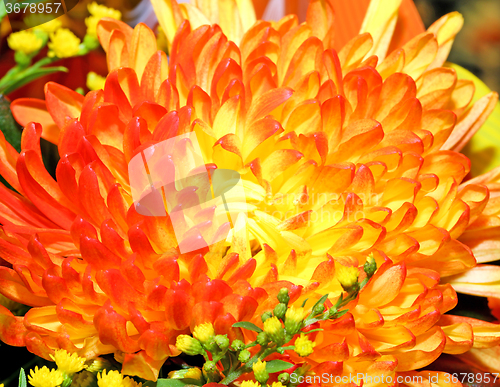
[220,346,277,385]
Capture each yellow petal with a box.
[359,0,402,61]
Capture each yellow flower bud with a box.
[193,322,215,344]
[7,30,43,55]
[28,366,64,387]
[184,367,202,380]
[294,333,316,357]
[284,306,306,335]
[363,254,377,277]
[263,316,284,343]
[336,264,359,291]
[252,359,269,384]
[175,334,204,356]
[48,28,80,58]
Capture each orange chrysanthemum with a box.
[1,0,500,382]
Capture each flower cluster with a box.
[0,2,120,96]
[170,264,375,385]
[22,348,142,387]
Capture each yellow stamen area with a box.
[7,30,43,55]
[48,28,80,58]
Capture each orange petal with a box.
[130,23,158,81]
[44,82,84,130]
[10,98,60,144]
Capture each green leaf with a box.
[266,360,294,373]
[1,66,68,95]
[232,321,263,333]
[0,95,21,152]
[0,1,7,21]
[311,294,328,311]
[156,379,191,387]
[445,62,500,177]
[19,368,27,387]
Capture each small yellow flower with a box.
[86,72,106,91]
[270,383,284,387]
[294,333,316,357]
[193,322,215,344]
[336,264,360,291]
[97,370,123,387]
[50,349,86,375]
[7,30,43,55]
[123,376,143,387]
[48,28,80,58]
[263,316,284,343]
[85,2,121,38]
[28,366,64,387]
[88,2,122,19]
[252,359,266,374]
[252,359,269,384]
[175,335,204,356]
[241,381,260,387]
